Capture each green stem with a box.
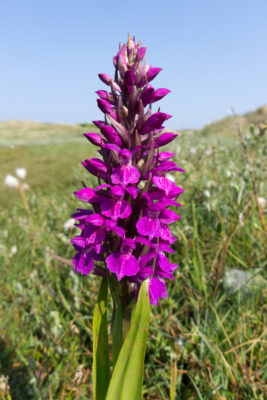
[18,183,31,216]
[121,279,132,341]
[109,276,134,367]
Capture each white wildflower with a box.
[257,197,266,209]
[205,148,212,156]
[4,174,19,188]
[10,245,17,255]
[190,147,197,155]
[177,338,184,349]
[63,218,76,231]
[226,170,231,177]
[15,167,27,179]
[204,190,211,198]
[223,269,253,294]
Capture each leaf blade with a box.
[106,280,150,400]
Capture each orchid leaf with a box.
[106,280,150,400]
[93,278,110,400]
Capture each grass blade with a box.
[93,278,110,400]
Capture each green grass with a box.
[0,118,266,399]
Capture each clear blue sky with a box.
[1,0,266,129]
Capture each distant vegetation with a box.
[0,120,95,147]
[199,105,267,137]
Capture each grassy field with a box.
[0,112,266,399]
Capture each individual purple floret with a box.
[71,35,184,305]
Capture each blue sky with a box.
[1,0,266,129]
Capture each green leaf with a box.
[93,278,110,400]
[111,296,123,368]
[106,280,150,400]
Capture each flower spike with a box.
[71,35,184,306]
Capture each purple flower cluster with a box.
[71,36,184,305]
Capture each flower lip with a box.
[106,237,139,281]
[149,278,167,306]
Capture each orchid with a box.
[70,35,184,399]
[71,36,184,307]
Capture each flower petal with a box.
[106,253,139,281]
[73,250,95,275]
[136,216,160,240]
[149,278,167,306]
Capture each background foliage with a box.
[0,107,266,399]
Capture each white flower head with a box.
[257,197,266,209]
[15,168,27,179]
[205,148,212,156]
[4,174,19,188]
[63,218,76,231]
[204,190,211,198]
[10,245,17,255]
[223,269,252,293]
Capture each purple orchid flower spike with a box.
[71,35,184,306]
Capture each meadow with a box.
[0,109,266,399]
